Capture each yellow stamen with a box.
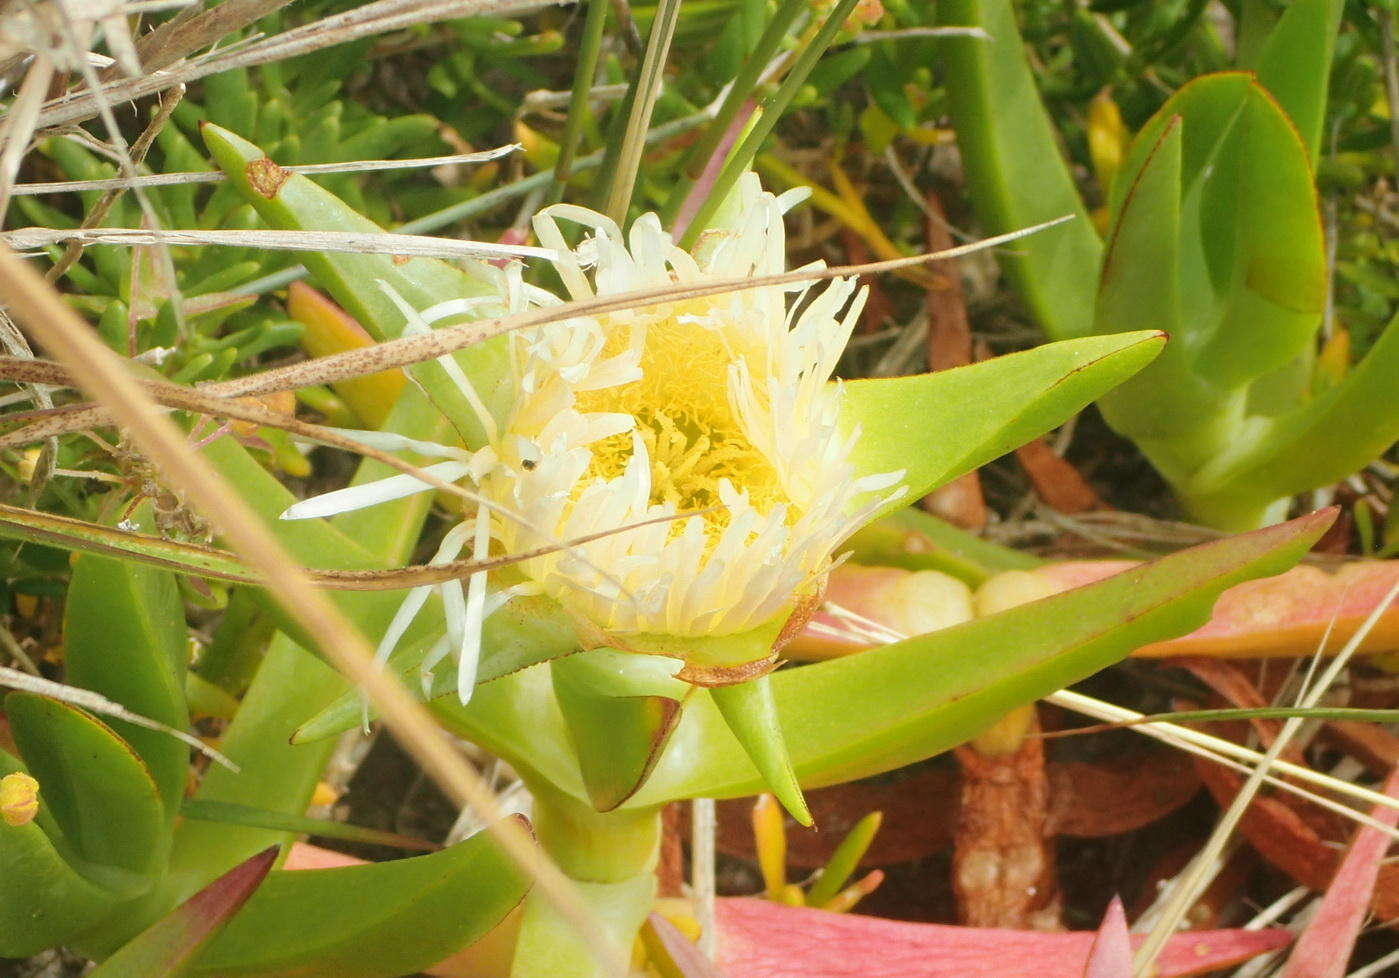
[576,307,789,540]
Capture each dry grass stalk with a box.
[5,226,557,261]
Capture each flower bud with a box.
[1,772,39,827]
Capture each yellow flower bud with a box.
[1,772,39,827]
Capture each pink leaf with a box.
[1281,764,1399,978]
[1082,897,1132,978]
[714,899,1289,978]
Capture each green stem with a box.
[511,785,663,978]
[677,0,860,248]
[550,0,611,205]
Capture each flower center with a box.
[574,310,789,532]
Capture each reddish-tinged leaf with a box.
[1280,765,1399,978]
[1194,759,1399,919]
[642,913,731,978]
[713,898,1289,978]
[87,847,276,977]
[1082,898,1132,978]
[1034,559,1399,659]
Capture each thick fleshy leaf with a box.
[1094,120,1224,479]
[191,820,530,978]
[713,899,1289,978]
[1184,313,1399,526]
[202,123,508,448]
[1251,0,1343,163]
[552,648,690,812]
[622,510,1332,804]
[167,389,448,898]
[937,0,1101,342]
[1107,73,1325,395]
[86,848,276,978]
[840,332,1163,521]
[63,504,190,824]
[0,750,125,956]
[6,693,166,880]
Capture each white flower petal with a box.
[280,460,472,520]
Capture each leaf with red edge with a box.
[86,847,276,978]
[1280,765,1399,978]
[713,898,1289,978]
[1083,897,1132,978]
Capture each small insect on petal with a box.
[0,772,39,827]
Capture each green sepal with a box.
[5,694,166,883]
[840,331,1164,522]
[293,592,579,744]
[551,649,690,812]
[710,676,811,826]
[190,820,531,978]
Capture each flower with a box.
[283,175,903,701]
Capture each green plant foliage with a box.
[86,848,276,978]
[940,0,1394,529]
[189,822,530,978]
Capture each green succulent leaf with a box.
[5,694,166,882]
[936,0,1101,342]
[1186,313,1399,523]
[190,821,530,978]
[0,751,125,956]
[201,122,509,448]
[86,848,276,978]
[168,389,448,898]
[1251,0,1343,163]
[1107,73,1325,392]
[624,509,1333,803]
[840,331,1164,520]
[63,504,191,824]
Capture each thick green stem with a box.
[511,785,661,978]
